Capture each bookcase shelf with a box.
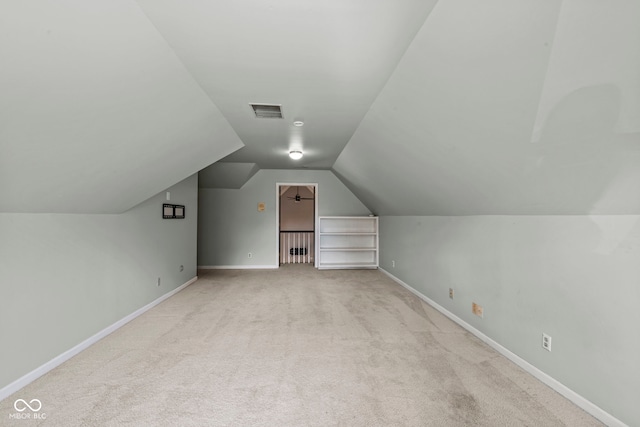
[318,216,378,270]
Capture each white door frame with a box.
[275,182,319,268]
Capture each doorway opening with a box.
[277,183,317,266]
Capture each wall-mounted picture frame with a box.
[163,204,185,219]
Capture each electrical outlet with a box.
[157,277,161,287]
[542,333,552,351]
[392,260,395,268]
[449,288,454,299]
[248,252,252,259]
[472,302,483,318]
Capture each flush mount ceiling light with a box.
[293,120,304,127]
[289,150,303,160]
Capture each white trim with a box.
[0,276,198,403]
[378,268,628,427]
[275,182,319,268]
[198,265,278,270]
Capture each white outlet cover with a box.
[542,333,552,351]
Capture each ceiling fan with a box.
[287,186,314,203]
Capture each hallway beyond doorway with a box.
[278,184,316,265]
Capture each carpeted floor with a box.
[1,265,602,426]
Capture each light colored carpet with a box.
[1,265,603,426]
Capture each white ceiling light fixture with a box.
[289,150,303,160]
[293,120,304,127]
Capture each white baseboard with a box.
[378,268,627,427]
[198,265,278,270]
[0,276,198,403]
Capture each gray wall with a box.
[380,215,640,426]
[198,169,370,267]
[0,174,199,390]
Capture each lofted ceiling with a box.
[199,162,260,190]
[0,0,243,214]
[334,0,640,215]
[2,0,639,215]
[135,0,438,170]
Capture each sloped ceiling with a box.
[3,0,639,215]
[199,162,260,189]
[135,0,438,170]
[0,0,243,214]
[334,0,640,215]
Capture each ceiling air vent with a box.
[250,104,283,119]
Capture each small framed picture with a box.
[163,204,185,219]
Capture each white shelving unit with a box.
[318,216,378,269]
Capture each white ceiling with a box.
[0,0,243,213]
[199,162,259,189]
[2,0,639,215]
[135,0,438,169]
[334,0,640,215]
